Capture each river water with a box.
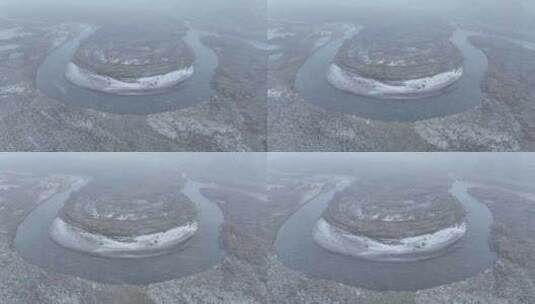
[275,180,497,291]
[36,27,217,115]
[296,29,488,122]
[14,181,223,285]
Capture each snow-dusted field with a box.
[65,62,194,95]
[0,27,29,40]
[313,218,466,261]
[49,217,198,258]
[268,27,295,40]
[327,63,463,99]
[0,83,27,95]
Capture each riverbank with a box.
[64,17,196,96]
[65,62,194,96]
[327,63,463,99]
[313,218,466,262]
[0,12,265,151]
[293,24,482,121]
[49,217,198,258]
[326,19,464,99]
[267,18,531,151]
[14,179,222,284]
[2,168,535,303]
[275,174,495,291]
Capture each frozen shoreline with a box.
[313,218,467,262]
[327,63,463,99]
[49,217,198,258]
[65,62,194,96]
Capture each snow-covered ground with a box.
[313,218,466,262]
[0,27,29,40]
[268,87,294,100]
[65,62,194,95]
[0,83,27,95]
[327,63,463,99]
[268,27,295,40]
[49,217,198,258]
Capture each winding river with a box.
[275,180,497,291]
[296,29,488,122]
[36,27,217,115]
[14,180,223,285]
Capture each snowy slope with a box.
[313,218,466,261]
[327,63,463,99]
[65,62,194,95]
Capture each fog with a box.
[268,0,534,36]
[268,0,532,15]
[2,153,533,185]
[0,0,266,35]
[268,153,535,183]
[2,0,532,39]
[0,153,267,184]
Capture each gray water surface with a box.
[14,181,223,285]
[296,29,488,122]
[275,180,497,291]
[36,27,217,115]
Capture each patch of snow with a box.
[267,87,287,99]
[267,184,285,191]
[0,28,29,40]
[382,214,415,222]
[313,35,332,51]
[386,59,409,67]
[50,35,69,50]
[313,218,466,262]
[0,83,27,95]
[115,213,144,221]
[327,63,463,99]
[120,58,142,65]
[268,27,295,40]
[65,62,194,95]
[267,86,300,102]
[50,217,198,258]
[298,182,326,203]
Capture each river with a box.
[14,180,223,285]
[296,29,488,122]
[36,27,217,115]
[275,179,497,291]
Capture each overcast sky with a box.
[2,153,535,186]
